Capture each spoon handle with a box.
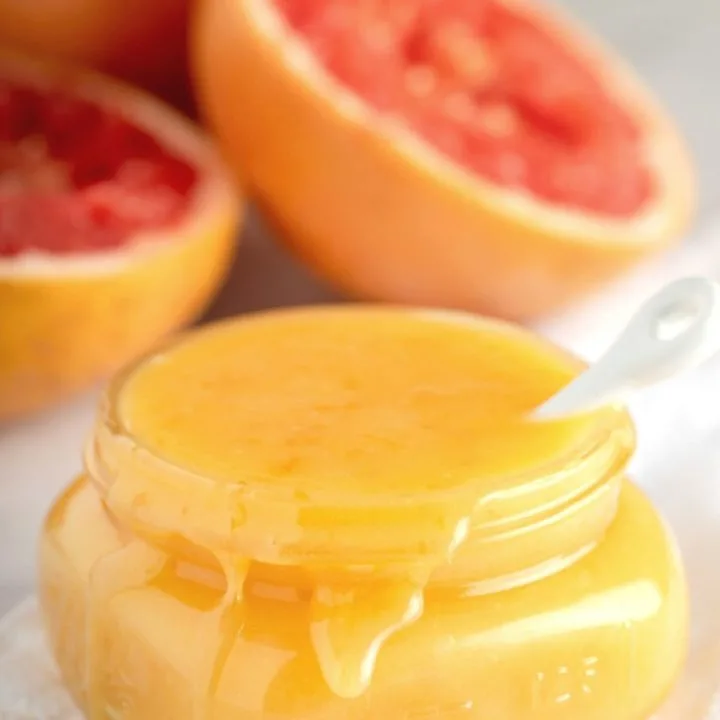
[534,277,720,419]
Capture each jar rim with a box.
[86,309,636,574]
[88,383,633,576]
[96,389,629,507]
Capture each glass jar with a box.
[39,307,688,720]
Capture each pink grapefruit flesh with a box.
[0,79,200,256]
[275,0,651,218]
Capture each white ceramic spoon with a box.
[534,277,720,419]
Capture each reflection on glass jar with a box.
[38,307,688,719]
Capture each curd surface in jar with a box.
[39,306,689,719]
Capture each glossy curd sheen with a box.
[39,307,688,719]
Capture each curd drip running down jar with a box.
[39,306,689,720]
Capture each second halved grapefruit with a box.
[193,0,695,320]
[0,52,242,421]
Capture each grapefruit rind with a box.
[243,0,694,241]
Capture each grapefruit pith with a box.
[0,52,242,421]
[0,0,190,105]
[193,0,695,320]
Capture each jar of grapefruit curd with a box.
[39,307,688,720]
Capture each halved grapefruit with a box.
[0,52,242,421]
[193,0,695,320]
[0,0,190,105]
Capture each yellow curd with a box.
[39,306,688,719]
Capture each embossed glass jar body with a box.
[39,308,688,719]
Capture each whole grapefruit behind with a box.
[193,0,695,320]
[0,53,242,421]
[0,0,190,105]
